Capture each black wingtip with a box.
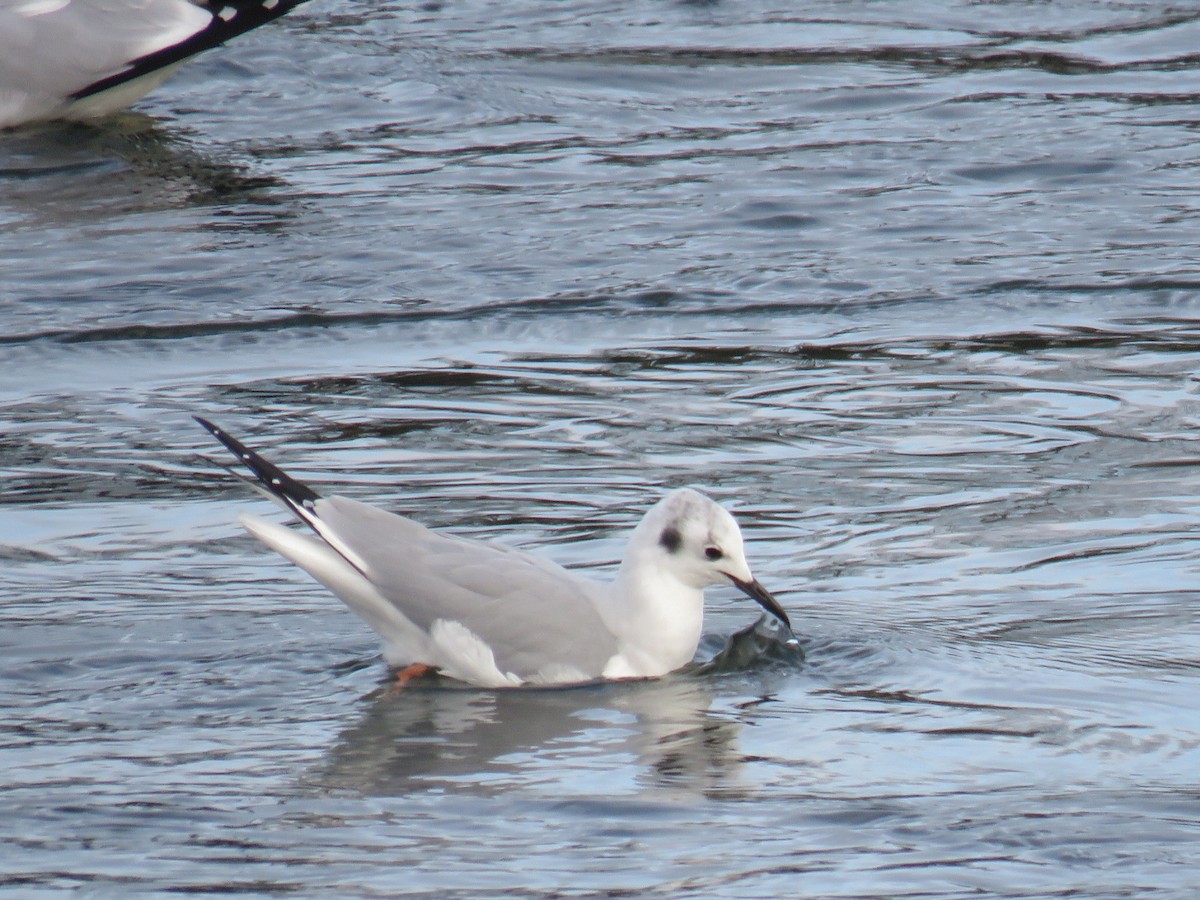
[70,0,314,101]
[194,415,322,510]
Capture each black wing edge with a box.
[194,415,322,520]
[70,0,313,102]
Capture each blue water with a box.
[4,1,1200,895]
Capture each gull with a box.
[0,0,311,129]
[195,417,793,688]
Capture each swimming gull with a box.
[195,416,792,688]
[0,0,311,128]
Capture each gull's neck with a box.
[600,551,705,678]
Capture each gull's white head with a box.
[636,488,790,627]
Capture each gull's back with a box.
[298,496,621,685]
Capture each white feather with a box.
[239,514,432,667]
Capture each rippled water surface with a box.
[5,0,1200,895]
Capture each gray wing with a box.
[314,496,619,680]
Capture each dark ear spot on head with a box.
[659,526,682,554]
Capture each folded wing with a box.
[313,496,619,683]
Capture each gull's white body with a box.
[0,0,303,128]
[196,417,786,688]
[241,490,732,687]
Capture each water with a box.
[4,0,1200,895]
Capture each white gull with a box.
[196,417,792,688]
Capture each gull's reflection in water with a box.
[314,677,735,797]
[0,116,288,229]
[315,618,805,798]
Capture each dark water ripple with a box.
[5,0,1200,896]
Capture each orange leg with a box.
[393,662,436,686]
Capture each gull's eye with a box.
[704,546,723,561]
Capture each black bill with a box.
[729,576,792,630]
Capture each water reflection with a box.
[316,676,746,797]
[0,116,286,230]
